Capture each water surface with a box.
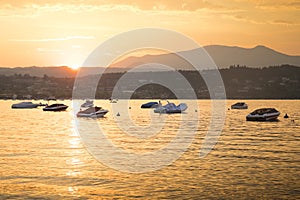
[0,100,299,199]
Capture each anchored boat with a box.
[43,103,68,111]
[154,101,188,114]
[12,102,41,109]
[141,102,158,108]
[77,106,108,118]
[231,102,248,109]
[246,108,280,121]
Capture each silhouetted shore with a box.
[1,65,299,99]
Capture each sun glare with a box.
[69,64,80,70]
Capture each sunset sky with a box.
[0,0,299,68]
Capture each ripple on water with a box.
[0,100,299,199]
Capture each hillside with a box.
[0,45,299,77]
[111,45,300,70]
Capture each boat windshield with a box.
[49,104,64,107]
[80,106,101,113]
[251,108,278,115]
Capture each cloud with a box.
[9,36,95,42]
[221,14,265,25]
[36,48,64,54]
[255,0,300,10]
[271,19,298,26]
[0,0,239,13]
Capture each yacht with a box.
[154,101,188,114]
[246,108,280,121]
[231,102,248,109]
[77,106,108,118]
[43,103,68,111]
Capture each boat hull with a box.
[231,105,248,109]
[77,110,108,118]
[154,109,183,114]
[141,102,158,108]
[154,103,187,114]
[246,112,280,121]
[11,102,41,109]
[12,104,38,109]
[43,105,68,111]
[231,102,248,109]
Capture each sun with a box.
[69,64,80,70]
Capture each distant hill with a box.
[0,66,114,78]
[110,45,300,69]
[0,66,77,78]
[0,45,299,77]
[204,45,300,68]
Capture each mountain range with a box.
[111,45,300,70]
[0,45,299,77]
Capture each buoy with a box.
[284,113,289,118]
[129,107,131,109]
[116,112,120,116]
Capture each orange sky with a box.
[0,0,299,68]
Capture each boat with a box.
[154,101,188,114]
[81,99,94,108]
[109,98,118,103]
[77,106,109,118]
[246,108,280,121]
[11,102,39,109]
[43,103,68,111]
[141,102,158,108]
[231,102,248,109]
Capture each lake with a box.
[0,100,299,199]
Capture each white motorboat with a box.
[43,103,68,111]
[81,99,94,108]
[231,102,248,109]
[246,108,280,121]
[154,101,188,114]
[77,106,109,118]
[12,102,39,109]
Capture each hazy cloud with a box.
[36,48,64,54]
[0,0,241,12]
[255,0,300,10]
[271,19,298,26]
[10,36,95,42]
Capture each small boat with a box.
[154,101,188,114]
[231,102,248,109]
[11,102,39,109]
[141,102,158,108]
[109,99,118,103]
[81,99,94,108]
[43,103,68,111]
[246,108,280,121]
[77,106,108,118]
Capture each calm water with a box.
[0,100,299,199]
